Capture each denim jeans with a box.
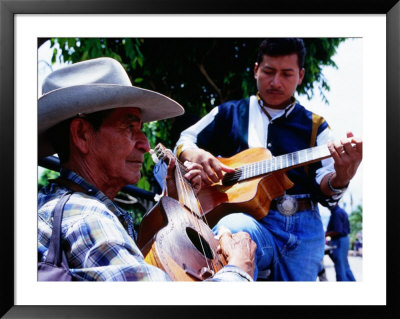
[329,236,356,281]
[213,206,325,281]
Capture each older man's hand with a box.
[216,226,257,279]
[164,149,203,198]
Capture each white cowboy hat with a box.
[38,57,184,158]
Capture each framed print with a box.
[1,0,399,318]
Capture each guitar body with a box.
[197,147,294,227]
[137,196,226,281]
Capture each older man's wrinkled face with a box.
[89,107,150,188]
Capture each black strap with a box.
[49,177,89,194]
[45,177,89,266]
[45,192,72,266]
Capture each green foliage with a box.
[114,192,147,227]
[38,168,146,227]
[302,38,344,104]
[51,38,145,72]
[349,205,362,244]
[38,169,59,190]
[44,37,345,195]
[50,38,345,114]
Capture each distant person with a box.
[326,204,356,281]
[354,237,362,256]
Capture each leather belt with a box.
[270,197,315,215]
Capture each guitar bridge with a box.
[183,264,214,281]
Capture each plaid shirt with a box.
[38,168,252,281]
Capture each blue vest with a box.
[196,98,329,199]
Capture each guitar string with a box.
[154,147,213,273]
[156,145,213,272]
[222,145,331,183]
[156,146,203,239]
[175,161,216,232]
[172,149,224,270]
[170,152,238,269]
[175,156,223,270]
[173,155,214,271]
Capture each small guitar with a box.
[197,145,331,227]
[137,144,226,281]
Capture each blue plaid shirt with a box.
[38,168,252,281]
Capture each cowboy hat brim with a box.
[38,84,184,158]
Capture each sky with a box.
[296,38,363,223]
[38,38,363,227]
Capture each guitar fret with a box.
[233,145,331,185]
[256,162,259,177]
[299,150,304,164]
[256,162,259,176]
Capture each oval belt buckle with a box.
[276,195,298,216]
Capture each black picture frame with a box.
[1,1,399,318]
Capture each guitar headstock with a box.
[150,143,170,164]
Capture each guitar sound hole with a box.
[186,227,214,260]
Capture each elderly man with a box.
[38,57,256,281]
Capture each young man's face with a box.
[89,107,150,188]
[254,53,305,109]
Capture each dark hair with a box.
[47,109,113,164]
[256,38,306,69]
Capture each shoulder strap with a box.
[304,113,326,175]
[45,192,72,266]
[310,113,327,148]
[50,177,89,194]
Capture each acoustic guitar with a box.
[197,145,332,227]
[137,144,227,281]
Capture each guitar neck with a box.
[222,145,331,185]
[153,143,202,214]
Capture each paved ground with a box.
[321,253,363,281]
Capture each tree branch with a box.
[197,63,223,101]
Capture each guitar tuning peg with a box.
[149,149,160,164]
